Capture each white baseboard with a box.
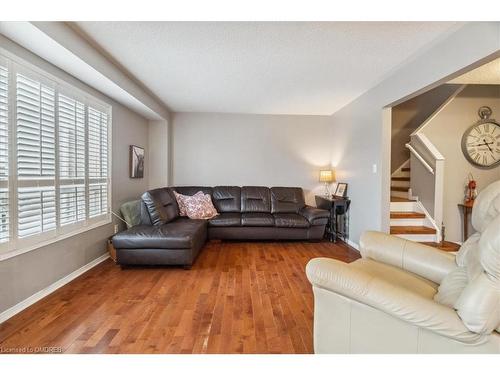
[0,253,110,324]
[346,239,359,250]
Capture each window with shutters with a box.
[0,58,8,244]
[0,52,111,257]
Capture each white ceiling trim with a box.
[0,21,169,120]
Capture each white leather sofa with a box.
[306,180,500,353]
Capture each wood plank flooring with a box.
[422,240,460,252]
[0,240,360,354]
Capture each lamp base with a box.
[323,183,330,198]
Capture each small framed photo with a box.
[334,182,348,197]
[129,145,145,178]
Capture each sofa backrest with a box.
[141,187,179,226]
[141,186,306,221]
[454,180,500,335]
[212,186,241,213]
[241,186,271,213]
[139,200,152,226]
[173,186,213,197]
[271,187,306,214]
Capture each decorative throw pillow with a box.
[173,191,203,216]
[119,200,142,228]
[184,192,218,220]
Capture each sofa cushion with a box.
[241,213,275,227]
[271,187,305,214]
[241,186,271,213]
[299,205,329,225]
[173,190,203,216]
[273,213,310,228]
[184,193,218,220]
[212,186,241,212]
[112,218,207,249]
[120,200,142,228]
[141,188,179,226]
[139,200,153,226]
[208,213,241,227]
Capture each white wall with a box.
[172,112,333,205]
[148,119,170,189]
[330,22,500,244]
[422,85,500,242]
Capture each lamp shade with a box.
[319,169,335,183]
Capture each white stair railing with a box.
[405,143,434,174]
[407,133,445,242]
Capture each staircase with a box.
[389,163,438,242]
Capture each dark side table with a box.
[458,201,474,242]
[315,195,351,242]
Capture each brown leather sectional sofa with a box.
[112,186,330,267]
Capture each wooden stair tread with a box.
[390,226,436,235]
[390,211,425,219]
[401,167,411,172]
[421,241,460,252]
[391,177,410,181]
[390,196,415,202]
[391,186,409,192]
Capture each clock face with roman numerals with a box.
[462,120,500,168]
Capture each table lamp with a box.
[319,169,335,197]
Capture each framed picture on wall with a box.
[129,145,145,178]
[334,182,348,197]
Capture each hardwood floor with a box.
[0,240,360,354]
[422,240,460,252]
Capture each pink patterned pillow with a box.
[184,193,218,220]
[173,191,203,216]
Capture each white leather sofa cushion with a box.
[360,231,456,284]
[455,273,500,334]
[455,233,482,279]
[471,179,500,233]
[306,257,484,343]
[434,233,481,307]
[455,215,500,334]
[479,215,500,278]
[434,267,468,307]
[349,259,437,298]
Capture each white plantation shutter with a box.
[0,62,9,243]
[16,73,56,240]
[17,187,56,238]
[0,52,111,255]
[58,94,86,226]
[89,183,108,218]
[88,107,108,179]
[88,107,109,219]
[16,74,55,179]
[58,94,85,179]
[59,184,86,226]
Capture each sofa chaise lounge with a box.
[112,186,330,267]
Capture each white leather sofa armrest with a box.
[306,257,484,344]
[360,231,456,284]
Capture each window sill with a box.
[0,219,112,262]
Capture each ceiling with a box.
[73,22,460,115]
[448,58,500,85]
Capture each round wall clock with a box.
[461,106,500,169]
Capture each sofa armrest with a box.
[300,205,329,225]
[306,257,483,344]
[360,231,456,284]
